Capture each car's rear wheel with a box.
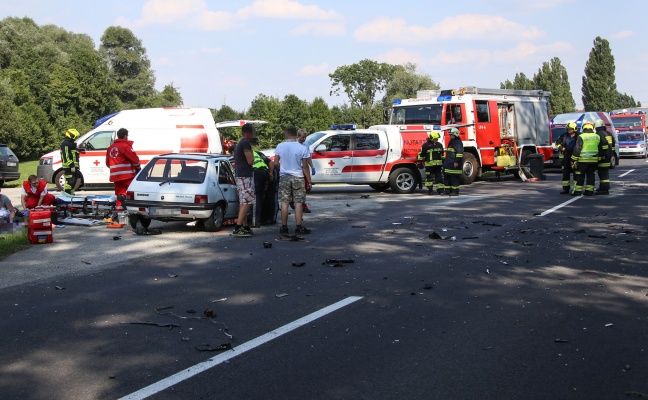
[203,204,224,232]
[54,170,83,191]
[128,214,151,229]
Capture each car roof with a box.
[156,153,231,160]
[551,112,610,126]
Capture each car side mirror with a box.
[77,143,86,153]
[315,144,327,152]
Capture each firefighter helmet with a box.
[449,128,460,137]
[581,122,594,132]
[594,119,605,129]
[65,129,80,139]
[566,122,577,131]
[429,131,440,140]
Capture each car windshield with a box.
[137,158,208,183]
[611,116,643,128]
[0,146,16,157]
[618,133,645,141]
[390,104,443,124]
[305,132,326,147]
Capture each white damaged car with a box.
[123,153,239,231]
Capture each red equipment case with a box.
[28,208,53,244]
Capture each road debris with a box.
[554,338,569,343]
[292,261,306,267]
[325,258,355,264]
[428,232,456,241]
[352,225,366,228]
[168,274,178,278]
[360,195,370,199]
[120,321,180,329]
[276,293,289,298]
[54,286,65,290]
[212,298,227,303]
[605,323,614,327]
[203,309,216,318]
[155,306,205,320]
[263,241,272,248]
[112,236,121,240]
[194,343,233,352]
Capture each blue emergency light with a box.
[393,99,402,105]
[330,124,357,130]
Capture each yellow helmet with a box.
[581,122,594,132]
[65,129,80,139]
[566,122,577,131]
[429,131,440,140]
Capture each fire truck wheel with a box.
[203,204,225,232]
[54,170,83,191]
[389,168,417,194]
[460,153,479,185]
[369,183,389,192]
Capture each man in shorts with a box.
[232,123,256,237]
[272,126,312,235]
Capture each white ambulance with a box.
[37,108,226,190]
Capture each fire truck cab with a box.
[385,87,552,184]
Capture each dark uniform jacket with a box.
[443,137,464,171]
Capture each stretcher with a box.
[55,194,119,221]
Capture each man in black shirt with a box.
[232,123,256,237]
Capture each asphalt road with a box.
[1,160,648,400]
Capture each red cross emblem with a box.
[93,160,100,166]
[328,160,335,167]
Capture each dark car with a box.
[0,144,20,187]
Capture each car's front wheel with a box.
[54,170,83,191]
[203,204,224,232]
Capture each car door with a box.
[350,133,387,182]
[310,134,352,182]
[78,130,115,183]
[216,160,239,218]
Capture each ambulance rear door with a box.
[311,133,353,182]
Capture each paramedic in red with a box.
[21,175,57,209]
[106,128,140,211]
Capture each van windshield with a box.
[390,105,443,125]
[305,132,326,147]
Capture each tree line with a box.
[0,16,635,158]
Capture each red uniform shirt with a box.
[106,139,141,182]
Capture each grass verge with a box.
[0,228,29,259]
[3,159,40,188]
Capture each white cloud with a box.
[197,10,236,31]
[374,48,427,66]
[236,0,340,20]
[119,0,207,27]
[299,63,330,76]
[492,41,572,63]
[354,14,544,45]
[290,22,345,37]
[610,30,633,40]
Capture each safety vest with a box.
[576,132,600,163]
[106,139,141,182]
[418,140,444,166]
[23,180,46,199]
[252,151,268,170]
[61,138,79,168]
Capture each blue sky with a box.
[2,0,646,112]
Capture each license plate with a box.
[148,207,179,215]
[6,162,16,166]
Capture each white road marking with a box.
[119,296,364,400]
[619,169,635,177]
[536,195,582,217]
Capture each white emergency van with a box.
[37,108,225,190]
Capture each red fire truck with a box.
[383,87,552,184]
[610,110,647,134]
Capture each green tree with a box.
[582,36,617,112]
[382,62,439,107]
[212,104,244,141]
[533,57,575,116]
[246,94,282,148]
[500,72,535,90]
[280,94,309,130]
[99,26,156,106]
[329,59,397,128]
[616,92,639,108]
[304,97,333,134]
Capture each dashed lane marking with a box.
[618,169,635,178]
[536,195,583,217]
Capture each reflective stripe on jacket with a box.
[106,139,141,182]
[418,140,444,166]
[61,138,79,168]
[443,137,463,173]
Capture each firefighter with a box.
[443,128,463,196]
[555,122,579,194]
[106,128,141,212]
[594,119,614,195]
[571,122,603,196]
[60,128,80,195]
[417,131,445,194]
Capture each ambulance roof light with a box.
[393,99,402,105]
[330,124,357,130]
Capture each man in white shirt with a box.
[271,126,312,235]
[296,128,314,213]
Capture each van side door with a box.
[78,131,115,184]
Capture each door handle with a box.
[343,156,351,159]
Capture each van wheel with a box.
[54,170,83,191]
[460,153,479,185]
[610,154,618,169]
[369,183,389,192]
[203,204,224,232]
[389,168,417,194]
